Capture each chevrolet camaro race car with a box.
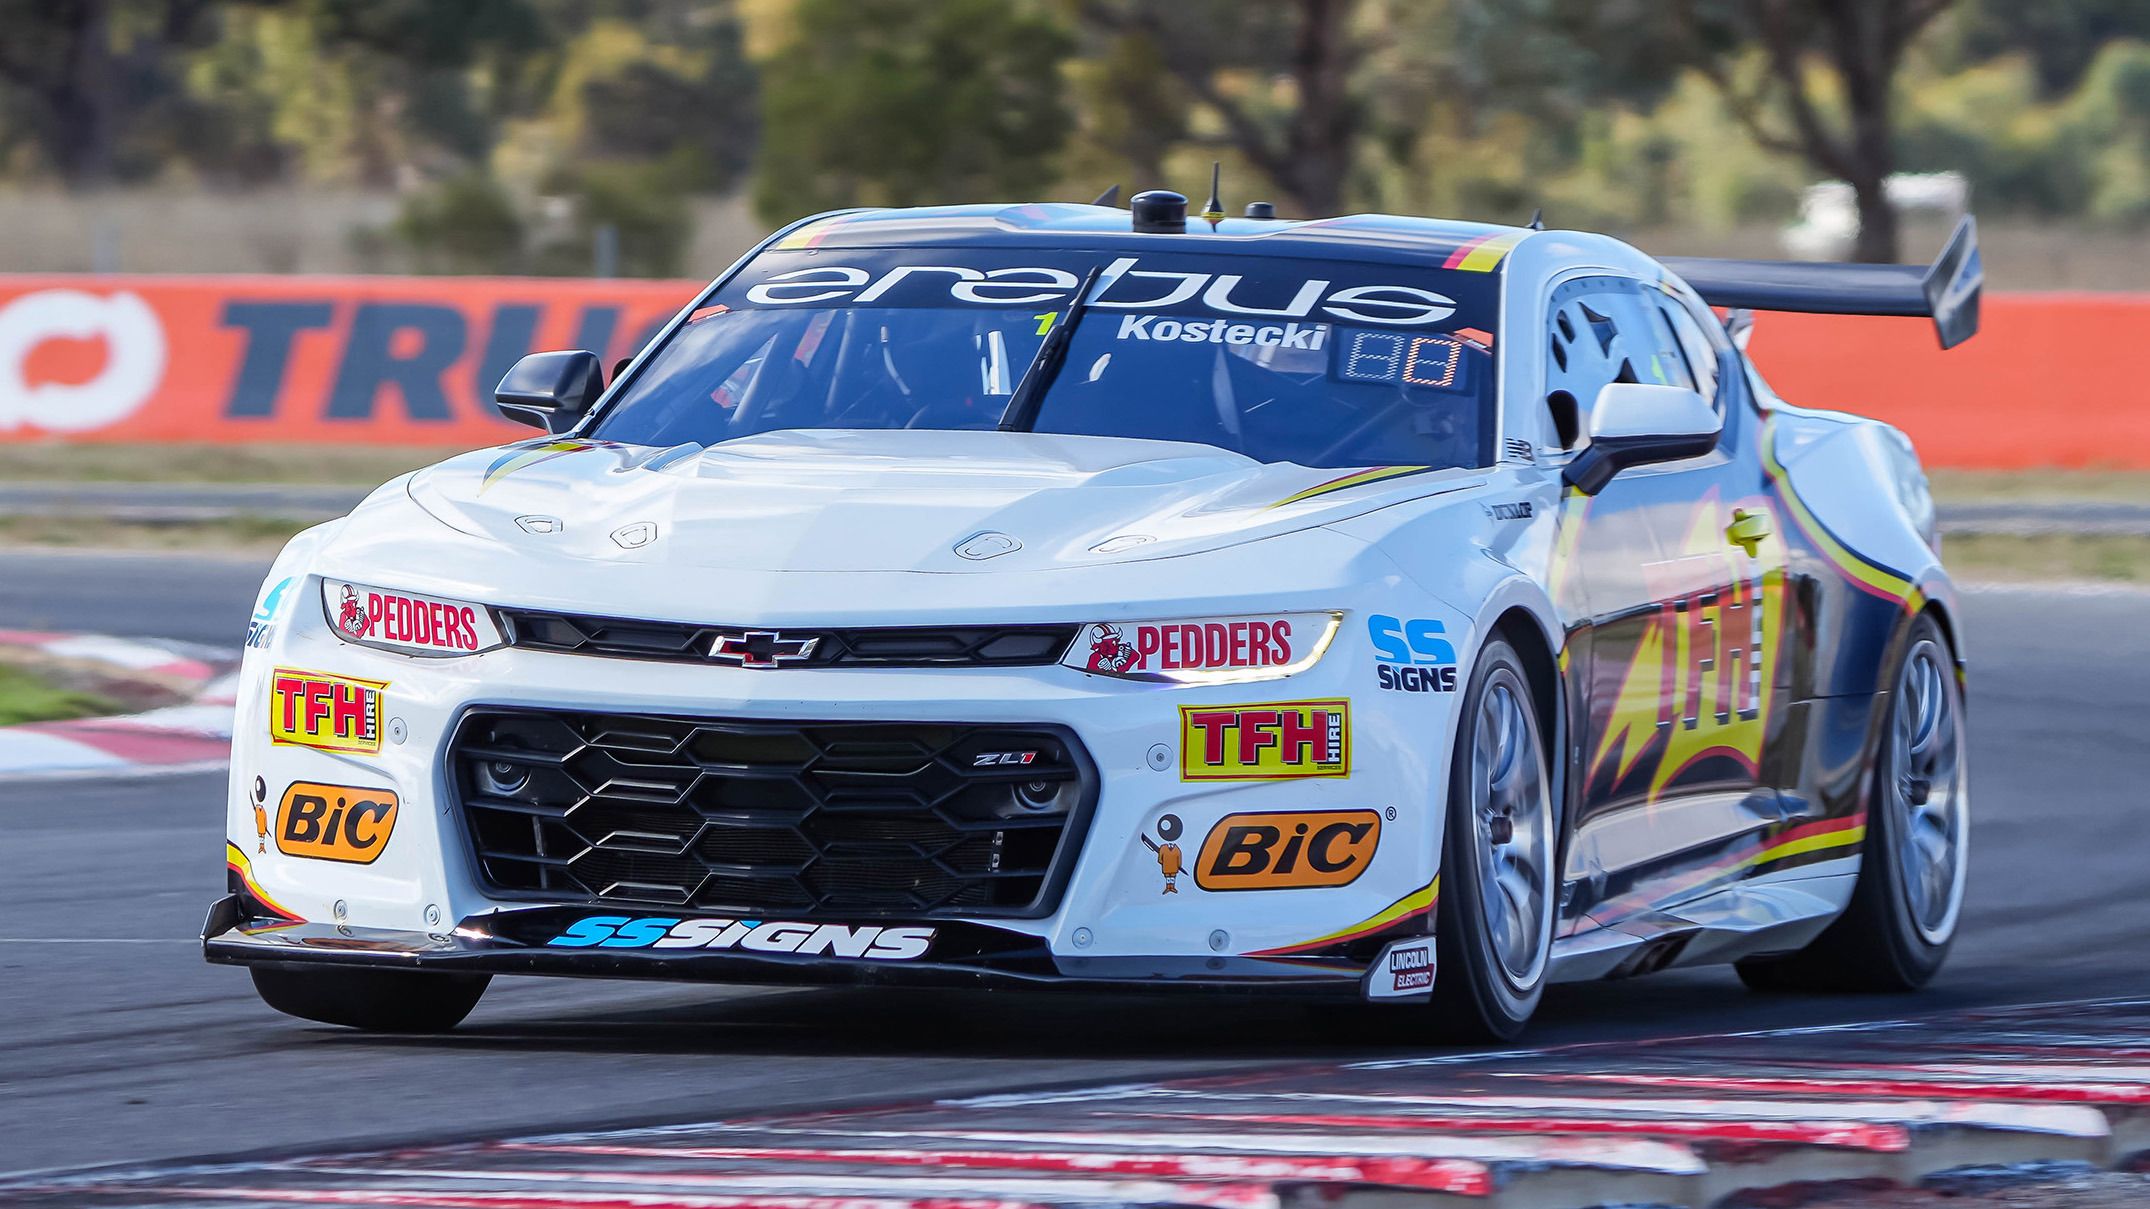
[209,190,1982,1039]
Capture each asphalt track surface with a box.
[2,549,2147,1181]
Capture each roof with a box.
[769,203,1534,273]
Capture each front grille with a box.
[449,708,1093,917]
[497,608,1077,669]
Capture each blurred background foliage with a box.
[0,0,2146,273]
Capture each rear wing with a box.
[1661,215,1982,349]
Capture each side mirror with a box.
[495,350,604,433]
[1562,382,1720,495]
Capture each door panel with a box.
[1541,278,1798,925]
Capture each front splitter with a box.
[201,895,1366,996]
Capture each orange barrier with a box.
[0,275,692,446]
[1747,293,2150,469]
[0,275,2138,467]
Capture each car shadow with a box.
[311,966,2029,1063]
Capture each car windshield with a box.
[592,247,1501,470]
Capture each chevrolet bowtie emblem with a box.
[710,630,819,668]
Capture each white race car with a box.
[211,192,1982,1038]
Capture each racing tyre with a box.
[250,966,490,1032]
[1431,637,1557,1041]
[1737,614,1968,992]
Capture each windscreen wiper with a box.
[998,265,1104,432]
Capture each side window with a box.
[1655,292,1721,405]
[1543,277,1693,449]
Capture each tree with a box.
[1670,0,1959,262]
[0,0,220,186]
[749,0,1072,221]
[1076,0,1359,219]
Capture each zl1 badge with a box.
[1179,700,1349,780]
[1195,809,1381,890]
[269,667,387,754]
[276,782,399,864]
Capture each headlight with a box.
[1061,612,1340,684]
[321,578,503,656]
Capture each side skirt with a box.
[1547,855,1859,983]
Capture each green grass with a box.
[0,512,313,553]
[1927,469,2150,504]
[0,443,475,485]
[0,662,120,726]
[1941,533,2150,583]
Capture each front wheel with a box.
[1431,637,1557,1041]
[1738,614,1968,992]
[251,965,490,1032]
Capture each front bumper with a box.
[223,555,1471,997]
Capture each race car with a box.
[209,190,1980,1039]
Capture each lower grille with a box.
[449,708,1093,917]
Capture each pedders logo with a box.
[0,289,165,434]
[1180,699,1350,780]
[1067,614,1322,681]
[275,782,398,864]
[269,667,387,754]
[1195,809,1381,890]
[323,579,501,655]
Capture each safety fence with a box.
[0,274,2137,468]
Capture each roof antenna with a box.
[1091,184,1122,208]
[1526,208,1544,231]
[1200,162,1225,225]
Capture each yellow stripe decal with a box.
[1761,418,1922,609]
[1453,230,1527,272]
[1752,823,1866,868]
[225,841,303,922]
[1269,465,1433,509]
[1256,877,1438,955]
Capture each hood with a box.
[406,430,1483,573]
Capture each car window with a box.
[1655,291,1721,404]
[1542,277,1694,449]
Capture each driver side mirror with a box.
[1561,382,1720,495]
[495,350,604,433]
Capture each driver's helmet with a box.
[876,316,996,409]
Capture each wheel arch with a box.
[1486,603,1572,860]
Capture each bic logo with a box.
[1179,700,1350,780]
[276,782,399,864]
[1195,809,1381,890]
[269,667,387,754]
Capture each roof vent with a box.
[1130,190,1188,234]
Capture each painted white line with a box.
[0,757,226,784]
[734,1126,1706,1176]
[1121,1090,2109,1138]
[0,938,193,944]
[1961,579,2150,598]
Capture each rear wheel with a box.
[1432,637,1557,1041]
[250,966,490,1032]
[1737,614,1968,992]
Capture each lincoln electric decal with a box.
[1586,493,1785,804]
